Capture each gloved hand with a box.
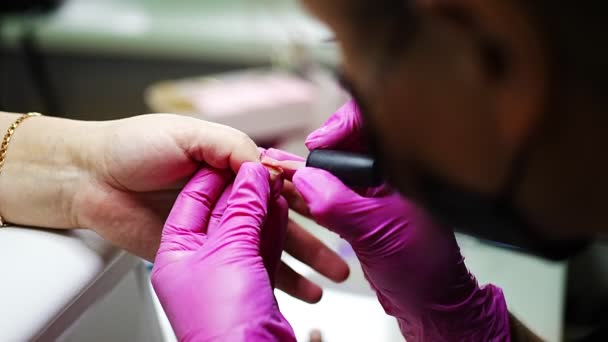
[267,100,510,341]
[151,163,295,341]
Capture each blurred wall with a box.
[0,49,259,120]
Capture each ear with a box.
[419,0,549,152]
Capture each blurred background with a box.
[1,1,606,341]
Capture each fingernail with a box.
[275,160,305,180]
[261,155,281,168]
[258,147,267,162]
[263,164,284,198]
[267,165,283,180]
[262,158,283,180]
[262,154,306,180]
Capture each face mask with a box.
[355,95,589,261]
[415,166,589,261]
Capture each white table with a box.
[274,214,567,342]
[149,212,567,342]
[0,219,565,342]
[0,0,337,66]
[0,227,139,341]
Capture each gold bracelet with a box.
[0,112,42,227]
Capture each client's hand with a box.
[74,114,348,303]
[76,114,259,260]
[266,100,510,341]
[151,163,295,341]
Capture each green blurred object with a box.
[0,0,337,65]
[0,0,338,119]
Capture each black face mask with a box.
[414,164,590,261]
[351,92,590,261]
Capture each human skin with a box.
[151,163,296,341]
[299,0,608,240]
[295,0,586,339]
[0,111,349,303]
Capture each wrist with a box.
[397,283,510,341]
[183,312,296,342]
[0,113,102,228]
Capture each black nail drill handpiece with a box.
[305,150,382,187]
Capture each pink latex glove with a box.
[151,163,295,341]
[266,100,510,341]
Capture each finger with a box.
[260,196,289,286]
[282,181,311,217]
[212,162,271,252]
[159,167,231,253]
[260,149,307,215]
[184,121,260,173]
[293,167,370,239]
[166,168,231,233]
[364,183,394,198]
[276,262,323,304]
[206,183,233,237]
[264,148,305,162]
[305,100,366,152]
[208,167,281,238]
[266,153,386,199]
[263,148,306,181]
[285,219,349,282]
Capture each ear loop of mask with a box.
[495,130,534,209]
[493,104,591,259]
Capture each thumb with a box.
[212,162,272,254]
[305,99,365,151]
[157,167,231,256]
[293,167,373,240]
